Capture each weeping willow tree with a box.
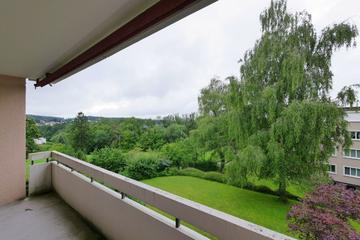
[196,77,230,172]
[226,0,357,200]
[337,84,360,108]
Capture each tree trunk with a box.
[278,177,287,202]
[219,150,225,173]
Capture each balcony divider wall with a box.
[0,75,26,206]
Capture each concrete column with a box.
[0,75,26,206]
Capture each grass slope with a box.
[248,176,307,198]
[143,176,295,235]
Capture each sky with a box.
[26,0,360,118]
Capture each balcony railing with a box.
[28,151,294,240]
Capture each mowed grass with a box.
[143,176,295,235]
[248,176,307,198]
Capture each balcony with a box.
[3,151,295,240]
[0,192,103,240]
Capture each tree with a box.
[139,125,165,151]
[287,184,360,239]
[198,77,227,117]
[91,126,113,150]
[114,118,142,150]
[197,77,232,172]
[70,112,91,153]
[91,147,126,173]
[183,113,197,133]
[337,84,360,108]
[226,0,357,200]
[191,115,229,172]
[162,138,197,168]
[162,114,184,127]
[164,123,187,143]
[26,118,41,155]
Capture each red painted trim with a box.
[35,0,199,87]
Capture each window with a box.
[328,164,336,174]
[343,148,360,159]
[350,131,360,140]
[331,147,337,157]
[351,131,356,139]
[351,149,356,158]
[344,166,360,178]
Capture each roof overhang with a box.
[0,0,216,87]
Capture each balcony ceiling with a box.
[0,0,215,86]
[0,0,158,80]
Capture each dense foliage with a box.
[70,112,92,153]
[91,147,126,173]
[26,118,41,155]
[124,151,170,180]
[224,0,357,200]
[337,84,360,108]
[288,184,360,239]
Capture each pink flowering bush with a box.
[288,184,360,239]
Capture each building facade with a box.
[329,111,360,186]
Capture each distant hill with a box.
[26,114,162,125]
[27,114,65,124]
[86,116,127,122]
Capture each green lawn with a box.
[247,176,307,198]
[143,176,295,236]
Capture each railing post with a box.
[175,218,180,228]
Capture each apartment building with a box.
[329,111,360,186]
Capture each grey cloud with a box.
[27,0,360,118]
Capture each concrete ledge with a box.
[52,163,206,240]
[29,163,52,196]
[28,151,51,161]
[51,151,295,240]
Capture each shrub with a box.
[228,182,300,200]
[74,150,87,161]
[190,160,218,171]
[288,184,360,239]
[243,183,275,195]
[161,140,197,168]
[91,147,126,173]
[203,171,226,183]
[178,168,205,178]
[124,151,170,180]
[167,167,181,176]
[125,158,160,180]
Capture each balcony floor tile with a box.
[0,192,104,240]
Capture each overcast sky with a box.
[26,0,360,118]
